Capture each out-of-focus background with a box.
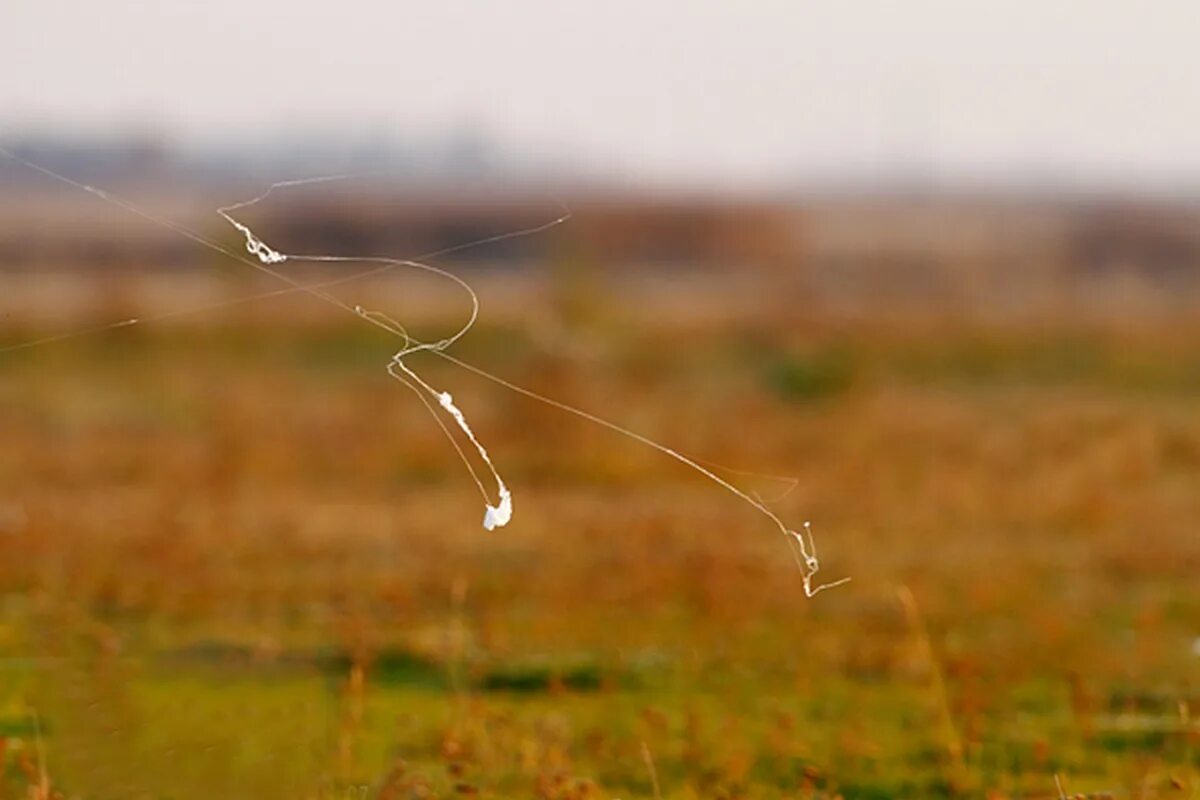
[2,3,1199,798]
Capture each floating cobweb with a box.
[0,145,848,597]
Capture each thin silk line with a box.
[0,146,847,595]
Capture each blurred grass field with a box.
[0,275,1198,799]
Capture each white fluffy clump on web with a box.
[0,146,848,597]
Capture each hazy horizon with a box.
[6,1,1200,190]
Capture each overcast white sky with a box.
[4,1,1200,187]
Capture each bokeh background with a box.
[2,3,1198,798]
